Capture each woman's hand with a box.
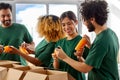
[21,42,35,54]
[52,52,58,60]
[52,50,59,69]
[3,46,20,54]
[55,47,68,60]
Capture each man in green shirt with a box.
[54,1,119,80]
[0,2,34,65]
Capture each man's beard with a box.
[2,20,11,27]
[87,21,95,32]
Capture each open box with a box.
[23,68,75,80]
[4,66,42,80]
[3,66,75,80]
[0,61,75,80]
[4,68,23,80]
[0,67,7,80]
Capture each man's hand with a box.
[83,35,91,49]
[0,45,4,53]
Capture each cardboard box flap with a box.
[5,68,23,80]
[13,65,40,71]
[0,60,20,65]
[48,72,68,80]
[13,66,31,71]
[10,66,42,80]
[29,67,46,74]
[0,64,23,69]
[12,64,24,67]
[23,71,47,80]
[0,67,7,80]
[47,70,75,80]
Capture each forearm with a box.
[18,51,42,66]
[55,47,93,73]
[62,56,92,73]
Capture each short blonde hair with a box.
[37,15,65,42]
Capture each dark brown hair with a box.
[0,2,12,12]
[80,0,109,26]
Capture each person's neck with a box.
[67,32,78,40]
[2,23,12,28]
[95,25,107,35]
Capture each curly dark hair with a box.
[0,2,12,12]
[80,0,109,26]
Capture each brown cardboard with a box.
[23,71,47,80]
[0,60,20,68]
[0,67,7,80]
[5,68,23,80]
[47,70,75,80]
[11,66,42,80]
[0,63,24,69]
[4,66,38,80]
[0,60,20,65]
[23,68,75,80]
[0,65,75,80]
[13,65,41,71]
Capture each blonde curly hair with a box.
[37,15,65,42]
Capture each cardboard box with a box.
[0,67,7,80]
[23,68,75,80]
[0,66,75,80]
[5,68,23,80]
[4,66,44,80]
[0,62,38,80]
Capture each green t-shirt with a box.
[85,28,119,80]
[0,23,33,65]
[35,39,56,67]
[52,35,89,80]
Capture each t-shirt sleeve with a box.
[23,25,33,43]
[85,43,107,69]
[37,42,55,66]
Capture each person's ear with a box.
[75,20,78,25]
[90,18,95,24]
